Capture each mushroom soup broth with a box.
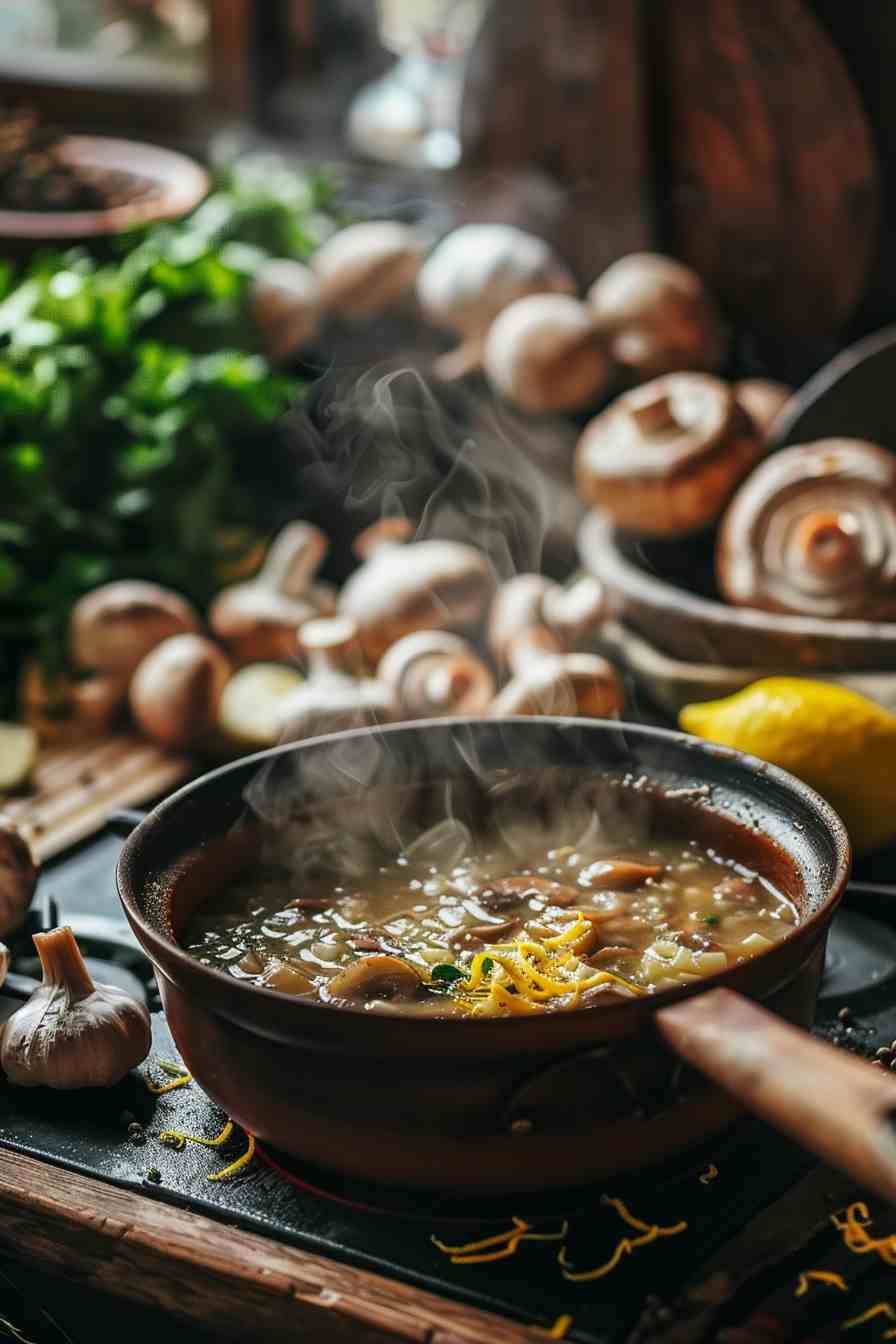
[183,815,797,1016]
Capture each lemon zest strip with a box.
[432,1219,567,1265]
[144,1069,192,1095]
[559,1200,687,1282]
[208,1131,255,1182]
[832,1203,896,1265]
[160,1120,234,1152]
[843,1302,896,1330]
[794,1270,847,1297]
[546,1315,573,1339]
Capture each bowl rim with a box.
[117,716,852,1032]
[580,510,896,643]
[0,135,210,239]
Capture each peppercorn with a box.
[145,1168,162,1184]
[838,1006,853,1024]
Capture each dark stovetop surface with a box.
[4,830,896,1343]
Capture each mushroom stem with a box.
[261,523,328,599]
[629,393,677,435]
[432,335,487,383]
[794,510,861,574]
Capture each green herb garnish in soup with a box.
[182,798,797,1017]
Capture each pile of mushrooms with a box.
[248,212,739,421]
[18,514,623,763]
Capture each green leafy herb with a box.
[0,155,343,713]
[703,915,720,926]
[430,964,464,989]
[481,957,495,974]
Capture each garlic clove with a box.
[250,258,321,361]
[130,634,232,750]
[312,221,424,320]
[0,926,151,1089]
[0,820,39,939]
[483,294,611,412]
[70,580,199,677]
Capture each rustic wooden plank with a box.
[458,0,650,282]
[0,735,193,861]
[0,1147,539,1344]
[652,0,879,366]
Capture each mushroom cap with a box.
[209,584,316,664]
[311,221,424,320]
[733,379,793,439]
[250,258,321,360]
[491,651,624,719]
[70,580,199,677]
[587,252,724,378]
[338,539,496,662]
[19,663,127,744]
[417,224,576,338]
[575,373,763,537]
[487,574,557,667]
[0,819,39,938]
[129,633,232,750]
[484,293,611,413]
[327,954,423,1003]
[716,438,896,620]
[275,671,397,745]
[378,631,495,716]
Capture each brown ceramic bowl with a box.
[580,510,896,670]
[0,136,209,241]
[117,718,850,1195]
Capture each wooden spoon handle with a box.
[657,987,896,1203]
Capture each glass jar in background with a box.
[346,0,486,170]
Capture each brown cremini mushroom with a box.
[490,627,624,720]
[483,294,611,413]
[377,630,495,718]
[276,616,397,744]
[733,379,793,439]
[717,438,896,620]
[339,525,496,663]
[311,222,424,321]
[575,373,764,537]
[250,258,321,361]
[587,252,725,381]
[488,573,607,671]
[0,819,39,937]
[129,634,232,750]
[70,581,199,678]
[327,954,423,1003]
[209,521,328,663]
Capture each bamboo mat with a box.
[0,734,193,861]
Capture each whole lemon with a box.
[680,677,896,854]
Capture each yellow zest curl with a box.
[843,1302,896,1330]
[831,1202,896,1265]
[545,1315,573,1339]
[559,1197,687,1283]
[431,1218,568,1266]
[144,1061,192,1095]
[156,1119,255,1182]
[793,1270,847,1297]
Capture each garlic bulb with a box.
[311,221,424,320]
[250,258,321,361]
[416,224,576,380]
[0,820,39,938]
[1,926,151,1089]
[483,294,611,412]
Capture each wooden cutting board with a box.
[0,734,193,861]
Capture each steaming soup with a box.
[183,821,797,1016]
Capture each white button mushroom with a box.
[250,258,321,361]
[417,224,576,380]
[483,294,611,412]
[311,221,424,320]
[130,634,232,750]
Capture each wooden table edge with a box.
[0,1146,544,1344]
